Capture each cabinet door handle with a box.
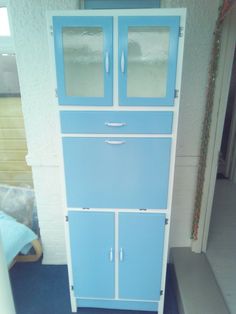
[121,51,125,73]
[105,51,109,73]
[109,248,114,262]
[119,248,124,262]
[105,122,126,127]
[105,140,125,145]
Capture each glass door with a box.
[53,16,113,106]
[118,16,180,106]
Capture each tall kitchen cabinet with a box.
[50,9,186,313]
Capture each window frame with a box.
[0,0,14,53]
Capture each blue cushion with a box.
[0,211,37,265]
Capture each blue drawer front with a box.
[63,137,171,209]
[68,211,115,298]
[60,111,173,134]
[119,213,165,300]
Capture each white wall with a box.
[8,0,219,264]
[163,0,220,247]
[8,0,79,264]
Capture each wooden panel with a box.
[0,171,32,182]
[0,139,27,150]
[0,161,31,171]
[0,97,33,186]
[3,181,33,187]
[0,118,25,129]
[0,128,26,139]
[0,151,27,161]
[0,97,23,117]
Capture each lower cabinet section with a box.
[68,211,166,311]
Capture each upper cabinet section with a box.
[53,16,113,106]
[118,16,180,106]
[52,11,183,107]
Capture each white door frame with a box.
[192,8,236,253]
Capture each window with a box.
[0,7,11,36]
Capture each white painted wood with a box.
[0,231,16,314]
[68,208,169,213]
[192,8,236,253]
[113,16,119,108]
[115,211,119,299]
[58,106,176,111]
[159,11,186,314]
[49,8,186,18]
[61,134,173,138]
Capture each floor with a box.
[10,262,178,314]
[206,179,236,314]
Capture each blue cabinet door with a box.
[63,137,171,209]
[68,211,115,298]
[119,213,166,300]
[118,16,180,106]
[53,16,113,106]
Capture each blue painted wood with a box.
[84,0,160,9]
[118,16,180,106]
[68,211,115,298]
[77,298,158,311]
[53,16,113,106]
[119,213,165,300]
[63,137,171,209]
[60,111,173,134]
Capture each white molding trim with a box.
[191,8,236,253]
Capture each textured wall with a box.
[161,0,220,247]
[8,0,79,264]
[9,0,220,264]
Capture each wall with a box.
[163,0,220,247]
[8,0,219,264]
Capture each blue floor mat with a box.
[10,262,178,314]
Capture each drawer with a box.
[63,137,171,209]
[60,111,173,134]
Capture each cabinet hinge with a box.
[65,215,68,222]
[179,26,184,37]
[71,285,74,291]
[174,89,179,98]
[55,88,58,98]
[160,290,163,296]
[165,218,169,225]
[50,25,53,35]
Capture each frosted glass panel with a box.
[62,27,104,97]
[127,27,170,98]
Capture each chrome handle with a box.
[119,248,124,262]
[105,140,125,145]
[105,122,127,127]
[109,248,113,262]
[105,51,109,73]
[121,51,125,73]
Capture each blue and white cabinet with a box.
[50,8,186,313]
